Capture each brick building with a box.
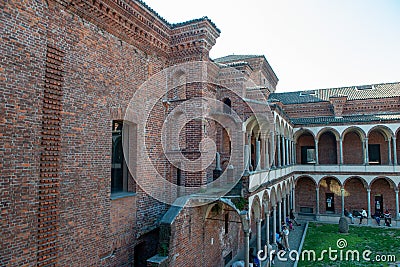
[1,0,399,267]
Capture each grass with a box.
[297,222,400,267]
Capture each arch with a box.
[368,127,390,165]
[295,176,317,214]
[318,176,342,214]
[367,125,394,140]
[343,177,368,214]
[276,184,282,202]
[341,126,366,140]
[395,129,400,165]
[316,127,340,141]
[370,177,396,216]
[269,187,277,207]
[262,190,270,214]
[296,130,316,164]
[343,127,364,164]
[294,128,315,143]
[250,195,262,236]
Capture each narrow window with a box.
[225,213,229,234]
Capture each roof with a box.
[269,82,400,104]
[291,113,400,125]
[136,1,220,33]
[213,55,264,63]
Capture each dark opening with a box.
[368,144,381,164]
[375,195,383,214]
[177,168,182,186]
[112,121,124,193]
[224,251,233,265]
[225,213,229,234]
[223,98,231,114]
[301,146,316,164]
[325,193,335,213]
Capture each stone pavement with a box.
[262,221,307,267]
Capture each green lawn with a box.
[297,222,400,267]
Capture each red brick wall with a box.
[370,178,396,213]
[368,130,388,164]
[318,132,338,164]
[296,133,314,164]
[281,102,332,118]
[318,177,341,214]
[343,132,363,164]
[167,204,244,267]
[295,177,317,213]
[1,0,47,265]
[344,178,367,214]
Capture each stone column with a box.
[367,188,371,222]
[293,142,296,164]
[278,201,282,232]
[315,140,319,165]
[341,187,345,217]
[265,211,270,245]
[316,187,320,219]
[364,138,369,165]
[272,206,277,243]
[265,137,270,169]
[339,137,344,165]
[271,132,276,168]
[395,190,399,220]
[388,138,392,165]
[283,197,287,223]
[244,230,250,267]
[244,144,250,172]
[292,186,296,212]
[256,139,261,171]
[256,218,262,253]
[285,138,289,166]
[277,135,281,167]
[393,137,398,165]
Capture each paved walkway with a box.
[263,221,306,267]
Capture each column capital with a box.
[367,188,371,193]
[395,189,399,193]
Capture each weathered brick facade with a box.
[2,1,400,267]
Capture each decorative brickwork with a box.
[37,45,65,267]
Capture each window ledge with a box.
[110,192,136,200]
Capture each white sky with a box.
[143,0,400,93]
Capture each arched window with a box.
[223,98,231,114]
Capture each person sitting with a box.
[290,209,301,226]
[285,215,294,230]
[359,208,367,224]
[373,210,381,226]
[275,232,285,251]
[384,209,392,227]
[249,247,260,267]
[344,208,354,224]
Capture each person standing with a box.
[290,209,301,226]
[344,208,354,224]
[282,225,290,251]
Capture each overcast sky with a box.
[143,0,400,93]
